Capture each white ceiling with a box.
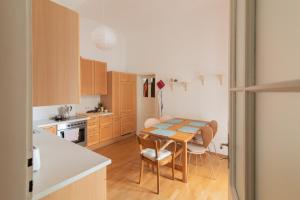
[53,0,225,28]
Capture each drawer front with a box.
[87,128,99,137]
[42,125,57,135]
[87,124,98,131]
[88,120,99,127]
[100,115,113,126]
[100,124,113,142]
[88,117,99,125]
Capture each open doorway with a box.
[136,74,157,132]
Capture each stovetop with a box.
[53,115,86,122]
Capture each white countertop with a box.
[33,112,113,128]
[32,129,111,200]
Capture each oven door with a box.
[57,126,86,146]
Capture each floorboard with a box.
[94,136,228,200]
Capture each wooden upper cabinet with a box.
[119,73,137,115]
[94,61,107,95]
[32,0,80,106]
[112,72,120,117]
[80,58,94,96]
[80,58,107,96]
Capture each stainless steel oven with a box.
[57,120,87,146]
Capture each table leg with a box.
[182,142,188,183]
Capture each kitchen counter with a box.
[32,129,111,199]
[33,112,113,128]
[82,112,113,117]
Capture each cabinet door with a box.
[80,58,94,96]
[128,75,137,115]
[113,118,121,138]
[32,0,80,106]
[100,124,113,142]
[94,61,107,95]
[120,115,136,135]
[42,125,57,135]
[112,72,120,117]
[119,81,130,114]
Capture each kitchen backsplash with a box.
[33,96,100,121]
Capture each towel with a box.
[64,128,79,142]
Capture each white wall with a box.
[33,96,100,121]
[122,0,230,154]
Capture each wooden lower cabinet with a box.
[42,125,57,135]
[100,124,113,142]
[42,168,107,200]
[112,117,121,138]
[87,116,100,147]
[120,114,136,136]
[99,116,113,142]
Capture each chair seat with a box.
[142,148,171,161]
[187,142,208,154]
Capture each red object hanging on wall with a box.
[157,80,165,90]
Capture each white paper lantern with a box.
[91,25,117,50]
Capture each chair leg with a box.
[172,157,175,180]
[139,160,144,184]
[195,154,198,168]
[213,142,217,154]
[188,153,192,175]
[156,164,160,194]
[199,154,204,166]
[152,164,155,173]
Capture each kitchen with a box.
[32,0,138,199]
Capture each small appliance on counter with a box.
[55,105,73,120]
[33,145,41,172]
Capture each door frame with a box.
[229,0,256,199]
[229,0,300,199]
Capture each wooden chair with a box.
[144,118,160,128]
[136,134,176,194]
[208,120,218,154]
[187,126,215,179]
[192,120,218,152]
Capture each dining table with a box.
[141,118,210,183]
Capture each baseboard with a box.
[87,132,136,150]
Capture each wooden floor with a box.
[94,136,228,200]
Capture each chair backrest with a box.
[200,126,214,148]
[136,134,161,158]
[144,118,160,128]
[208,120,218,137]
[159,115,174,122]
